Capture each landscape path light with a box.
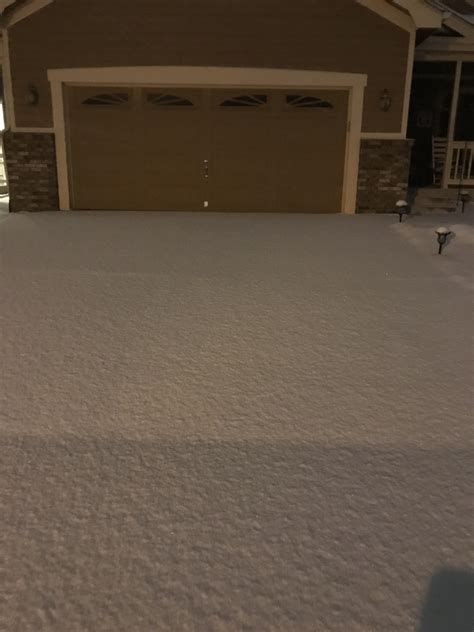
[396,200,409,223]
[459,190,471,214]
[435,227,451,255]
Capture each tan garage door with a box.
[66,86,348,212]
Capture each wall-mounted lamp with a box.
[379,89,392,112]
[25,85,39,106]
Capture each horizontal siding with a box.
[9,0,410,131]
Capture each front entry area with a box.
[66,86,349,213]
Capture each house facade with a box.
[0,0,472,214]
[408,2,474,200]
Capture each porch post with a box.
[442,60,462,188]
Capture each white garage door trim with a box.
[48,66,367,214]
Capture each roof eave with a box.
[1,0,54,27]
[392,0,444,27]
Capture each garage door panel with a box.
[210,159,278,211]
[276,183,341,213]
[139,104,206,210]
[72,168,141,210]
[277,90,348,212]
[66,85,349,213]
[67,87,206,211]
[209,89,347,212]
[134,89,204,211]
[67,87,139,210]
[210,90,275,211]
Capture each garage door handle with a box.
[204,159,209,178]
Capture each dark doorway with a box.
[408,61,456,187]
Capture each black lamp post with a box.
[396,200,409,222]
[459,190,471,214]
[435,227,451,255]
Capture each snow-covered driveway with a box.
[0,211,472,631]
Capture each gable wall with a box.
[8,0,411,132]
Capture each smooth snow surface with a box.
[0,211,473,631]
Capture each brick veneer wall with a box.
[357,139,413,213]
[2,133,413,214]
[3,131,59,212]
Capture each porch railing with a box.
[0,144,7,194]
[448,141,474,186]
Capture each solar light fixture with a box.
[459,190,471,214]
[396,199,409,222]
[435,227,451,255]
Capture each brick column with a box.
[3,131,59,212]
[357,139,413,213]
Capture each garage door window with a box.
[146,93,194,107]
[220,94,268,107]
[82,93,129,107]
[286,95,333,109]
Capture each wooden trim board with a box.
[48,66,368,214]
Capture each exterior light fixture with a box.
[459,190,471,213]
[379,89,392,112]
[396,199,409,222]
[25,85,39,106]
[435,227,451,255]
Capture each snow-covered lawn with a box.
[0,211,472,631]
